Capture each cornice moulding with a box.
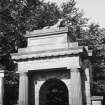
[25,28,68,38]
[11,47,83,61]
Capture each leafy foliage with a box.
[80,23,105,95]
[60,0,88,38]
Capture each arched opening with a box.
[39,78,69,105]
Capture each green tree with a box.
[0,0,41,105]
[80,23,105,96]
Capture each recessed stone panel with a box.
[28,33,67,47]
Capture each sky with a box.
[44,0,105,28]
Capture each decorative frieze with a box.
[18,56,80,72]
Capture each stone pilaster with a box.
[0,71,4,105]
[81,59,92,105]
[35,81,44,105]
[71,68,83,105]
[19,72,28,105]
[85,68,91,105]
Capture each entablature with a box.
[17,56,80,72]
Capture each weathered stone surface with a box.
[11,27,100,105]
[18,56,80,72]
[84,68,91,105]
[71,68,83,105]
[19,72,28,105]
[91,96,103,105]
[11,46,82,60]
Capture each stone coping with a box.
[91,96,103,101]
[25,27,68,38]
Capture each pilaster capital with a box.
[70,68,81,72]
[0,70,4,78]
[67,64,81,70]
[19,72,28,76]
[68,68,83,73]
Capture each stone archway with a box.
[39,78,69,105]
